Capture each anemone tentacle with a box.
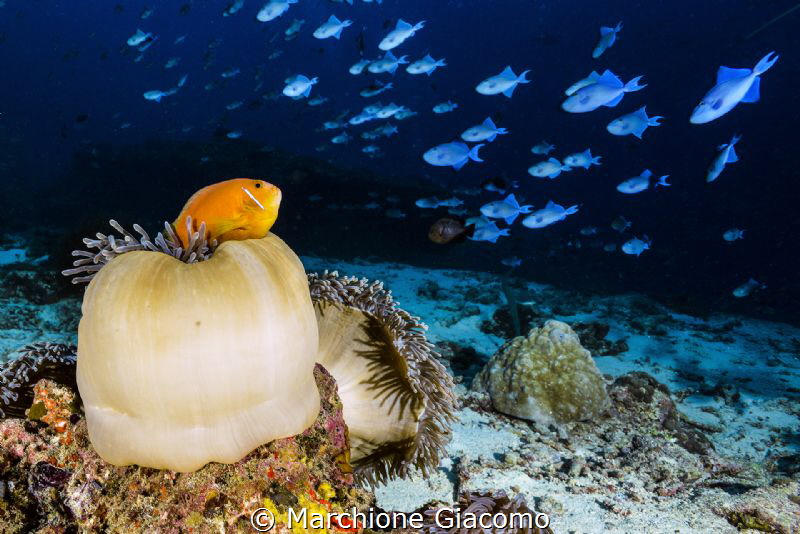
[62,218,216,284]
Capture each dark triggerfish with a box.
[428,217,474,245]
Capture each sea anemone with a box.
[421,490,554,534]
[60,219,456,480]
[309,271,457,484]
[0,342,77,418]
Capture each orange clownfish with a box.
[173,178,282,247]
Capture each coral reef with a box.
[715,481,800,533]
[472,320,610,426]
[440,369,788,531]
[610,372,714,455]
[3,236,797,531]
[0,263,73,306]
[571,322,628,356]
[309,271,457,485]
[435,341,485,385]
[0,342,77,418]
[0,366,371,533]
[479,305,540,339]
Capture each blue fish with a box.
[469,221,510,243]
[368,51,409,75]
[480,193,533,225]
[723,228,745,242]
[406,54,447,76]
[617,170,670,194]
[592,22,622,59]
[423,141,484,171]
[283,74,318,98]
[622,236,650,256]
[528,157,571,179]
[690,52,779,124]
[461,118,508,143]
[562,70,646,113]
[707,134,741,183]
[313,15,353,40]
[379,19,425,51]
[522,201,579,229]
[563,149,602,169]
[733,278,766,298]
[607,106,663,139]
[476,66,530,98]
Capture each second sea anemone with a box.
[309,271,457,484]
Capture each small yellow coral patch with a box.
[317,483,336,501]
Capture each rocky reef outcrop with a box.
[0,365,371,533]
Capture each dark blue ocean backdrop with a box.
[0,0,798,323]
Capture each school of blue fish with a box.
[129,3,779,299]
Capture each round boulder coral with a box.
[473,320,610,426]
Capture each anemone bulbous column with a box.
[76,234,320,472]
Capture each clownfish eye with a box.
[255,182,262,188]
